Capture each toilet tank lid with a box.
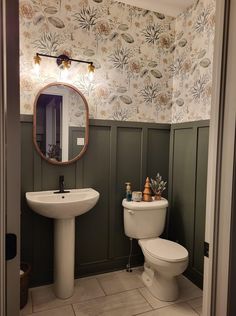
[122,198,168,210]
[141,238,188,262]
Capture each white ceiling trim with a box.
[117,0,195,17]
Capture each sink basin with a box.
[26,188,99,219]
[25,187,99,299]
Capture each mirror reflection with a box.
[34,83,88,164]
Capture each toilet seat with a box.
[140,238,188,263]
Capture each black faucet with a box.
[59,175,64,193]
[54,175,70,194]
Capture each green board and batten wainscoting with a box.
[21,116,209,288]
[21,116,170,286]
[168,120,209,288]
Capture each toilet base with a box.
[141,263,179,301]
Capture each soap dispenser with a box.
[125,182,132,201]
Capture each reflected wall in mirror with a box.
[33,83,89,165]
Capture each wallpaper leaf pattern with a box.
[20,0,215,123]
[73,7,98,31]
[171,0,215,122]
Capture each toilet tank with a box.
[123,198,168,239]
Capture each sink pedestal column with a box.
[54,218,75,299]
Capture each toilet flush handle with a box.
[128,210,135,215]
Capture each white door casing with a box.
[202,0,226,313]
[0,0,20,315]
[0,1,6,314]
[203,0,236,315]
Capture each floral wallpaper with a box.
[68,89,86,127]
[171,0,215,123]
[20,0,175,123]
[19,0,215,123]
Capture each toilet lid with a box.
[144,238,188,262]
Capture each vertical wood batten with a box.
[109,125,117,259]
[141,127,148,189]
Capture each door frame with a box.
[202,0,226,313]
[203,0,236,314]
[0,1,6,315]
[212,0,236,313]
[0,0,20,315]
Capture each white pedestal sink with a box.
[26,188,99,299]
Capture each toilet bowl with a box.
[139,238,188,301]
[122,198,189,301]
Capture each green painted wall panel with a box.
[170,128,196,254]
[21,122,54,285]
[76,126,110,265]
[169,122,209,288]
[21,122,34,274]
[21,118,208,289]
[115,127,143,258]
[21,118,170,286]
[147,129,170,198]
[41,162,76,191]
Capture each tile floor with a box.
[20,268,202,316]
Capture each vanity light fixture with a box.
[33,53,95,79]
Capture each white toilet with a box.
[123,198,188,301]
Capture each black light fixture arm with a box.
[35,52,93,66]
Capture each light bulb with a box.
[33,62,40,76]
[33,54,41,76]
[59,59,70,81]
[60,67,69,81]
[88,71,94,81]
[88,63,95,81]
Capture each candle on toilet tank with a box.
[132,191,142,202]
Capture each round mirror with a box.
[33,83,89,165]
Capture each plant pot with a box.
[154,193,162,200]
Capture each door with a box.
[203,0,236,315]
[0,0,20,315]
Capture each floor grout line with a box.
[31,288,147,314]
[185,301,202,316]
[95,276,108,296]
[71,303,76,316]
[95,284,146,297]
[95,273,145,297]
[30,277,106,313]
[31,302,77,315]
[137,287,155,311]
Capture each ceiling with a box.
[118,0,195,17]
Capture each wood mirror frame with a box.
[33,82,89,165]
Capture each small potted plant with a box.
[150,173,167,200]
[47,144,61,161]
